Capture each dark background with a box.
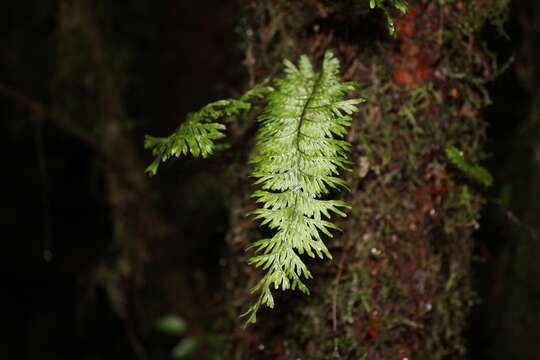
[1,1,539,359]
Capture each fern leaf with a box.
[370,0,409,37]
[144,90,271,176]
[446,145,493,187]
[243,50,364,324]
[144,121,227,175]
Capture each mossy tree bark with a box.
[214,1,509,359]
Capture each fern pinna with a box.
[243,51,363,323]
[144,85,272,176]
[144,50,364,325]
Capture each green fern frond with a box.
[240,83,274,104]
[143,51,364,325]
[242,51,365,324]
[144,121,227,175]
[369,0,409,37]
[446,145,493,187]
[144,89,271,176]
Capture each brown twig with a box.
[0,82,128,174]
[1,83,106,156]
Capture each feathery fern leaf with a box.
[446,145,493,187]
[242,51,365,324]
[144,87,272,176]
[369,0,409,37]
[144,121,226,175]
[143,51,363,325]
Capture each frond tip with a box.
[144,121,226,176]
[242,50,365,325]
[144,95,269,176]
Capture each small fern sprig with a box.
[446,145,493,187]
[369,0,409,37]
[242,51,365,324]
[144,85,272,176]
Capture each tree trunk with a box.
[215,1,509,359]
[1,0,519,358]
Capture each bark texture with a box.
[214,1,509,359]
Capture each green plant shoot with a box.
[242,51,364,324]
[446,145,493,187]
[144,51,364,325]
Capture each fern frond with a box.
[446,145,493,187]
[370,0,409,37]
[144,121,227,175]
[143,52,363,325]
[243,51,365,324]
[144,87,272,176]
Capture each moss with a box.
[212,0,510,358]
[449,0,510,40]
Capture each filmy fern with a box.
[242,51,364,324]
[446,145,493,187]
[369,0,409,37]
[144,50,364,325]
[144,85,272,176]
[144,100,238,176]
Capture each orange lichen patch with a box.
[393,7,431,87]
[395,10,417,37]
[393,55,430,85]
[366,315,381,338]
[437,80,463,100]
